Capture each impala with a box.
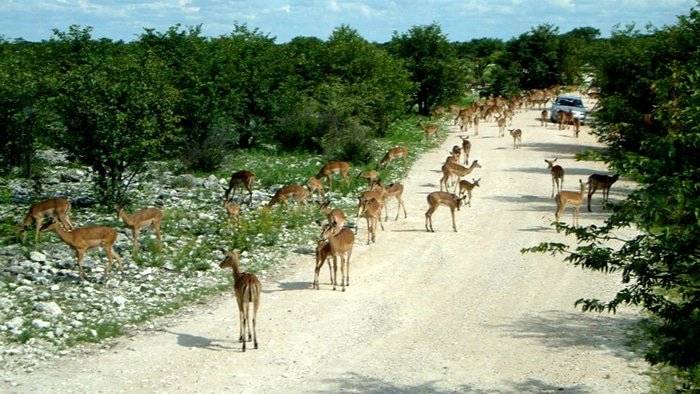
[360,198,384,244]
[223,170,255,205]
[315,161,351,192]
[219,250,261,351]
[430,105,446,120]
[116,205,163,255]
[312,239,333,290]
[378,146,408,171]
[265,184,309,211]
[417,121,440,140]
[224,200,241,227]
[40,219,123,281]
[306,177,326,200]
[20,197,74,243]
[555,179,586,229]
[459,136,472,164]
[318,200,347,232]
[557,109,574,130]
[587,174,619,212]
[440,160,482,193]
[319,222,355,291]
[540,110,548,127]
[545,159,565,197]
[458,178,481,207]
[496,116,506,137]
[425,192,467,232]
[508,128,522,149]
[383,182,407,221]
[573,118,581,138]
[357,169,379,186]
[354,182,386,235]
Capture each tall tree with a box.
[388,23,466,115]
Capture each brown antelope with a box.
[265,184,309,211]
[418,121,440,140]
[508,128,522,149]
[40,219,123,281]
[383,182,407,221]
[20,197,74,243]
[504,109,514,126]
[451,145,462,158]
[425,192,467,232]
[458,178,481,207]
[315,161,351,192]
[219,250,261,351]
[116,206,163,255]
[587,174,619,212]
[555,179,586,228]
[545,159,565,197]
[223,170,255,205]
[378,146,408,170]
[354,182,386,235]
[312,239,333,290]
[307,177,326,200]
[496,116,506,137]
[540,110,548,127]
[357,169,378,186]
[472,116,480,136]
[440,160,482,193]
[557,109,574,130]
[361,197,384,244]
[445,152,460,165]
[224,200,241,227]
[430,105,446,120]
[318,200,347,231]
[459,136,472,164]
[573,118,581,137]
[319,222,355,291]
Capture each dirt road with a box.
[1,105,649,393]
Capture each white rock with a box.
[29,251,46,262]
[34,301,63,316]
[6,316,24,330]
[32,319,51,329]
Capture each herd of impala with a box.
[14,85,619,352]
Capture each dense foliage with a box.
[524,6,700,389]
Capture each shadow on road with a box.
[313,371,589,394]
[164,330,237,351]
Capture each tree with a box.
[453,38,505,89]
[494,24,562,94]
[524,8,700,387]
[388,23,467,115]
[51,28,180,205]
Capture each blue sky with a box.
[0,0,696,43]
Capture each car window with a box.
[556,97,583,108]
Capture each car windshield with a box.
[556,97,583,108]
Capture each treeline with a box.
[1,22,594,204]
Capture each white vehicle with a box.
[549,95,586,124]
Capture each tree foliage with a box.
[524,8,700,384]
[51,26,180,205]
[388,23,466,115]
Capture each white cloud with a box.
[548,0,575,12]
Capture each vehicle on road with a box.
[549,95,586,124]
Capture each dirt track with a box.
[1,104,650,393]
